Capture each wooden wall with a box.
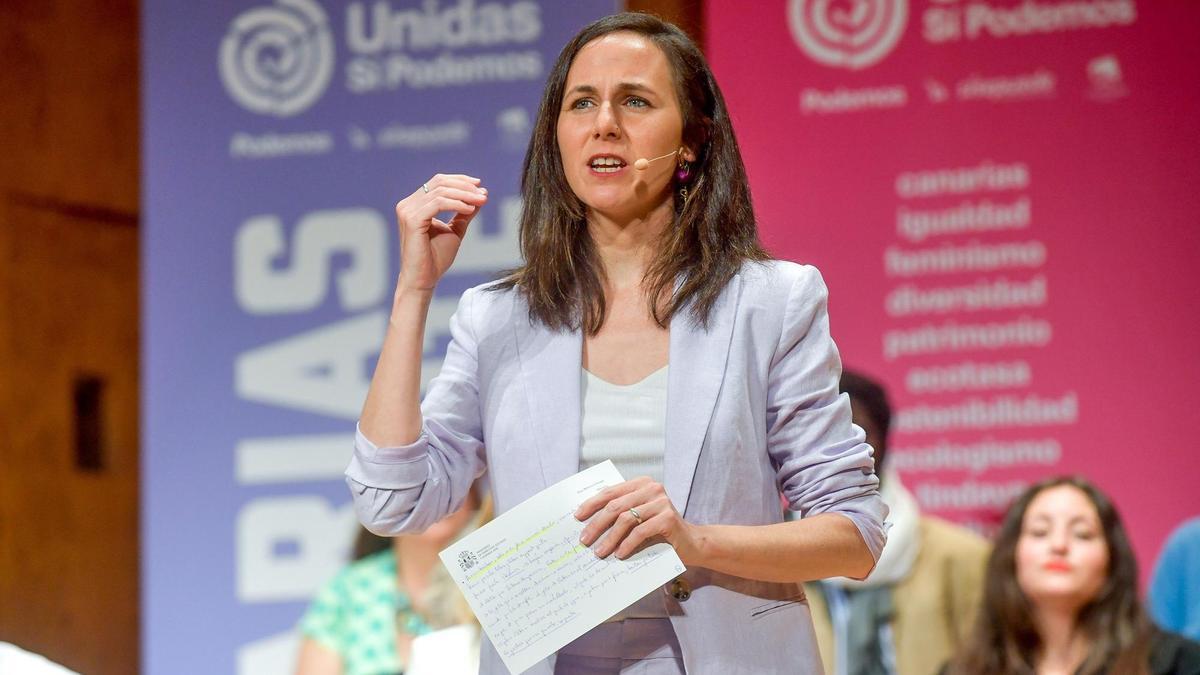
[0,1,699,673]
[629,0,706,46]
[0,1,140,674]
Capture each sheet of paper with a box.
[438,461,686,675]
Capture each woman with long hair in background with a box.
[946,476,1200,675]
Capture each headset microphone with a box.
[633,148,681,171]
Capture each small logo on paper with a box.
[788,0,909,70]
[457,550,479,572]
[1087,54,1128,101]
[219,0,334,117]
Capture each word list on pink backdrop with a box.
[707,0,1200,576]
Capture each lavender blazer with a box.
[346,260,887,674]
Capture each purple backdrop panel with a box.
[141,2,614,673]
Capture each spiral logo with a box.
[219,0,334,117]
[788,0,908,70]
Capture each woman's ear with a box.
[681,146,697,163]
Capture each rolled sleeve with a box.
[767,266,888,562]
[345,287,488,536]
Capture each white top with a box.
[579,365,669,484]
[579,365,670,620]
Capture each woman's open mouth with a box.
[588,155,627,174]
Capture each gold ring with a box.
[422,183,430,193]
[628,507,643,524]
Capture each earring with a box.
[676,154,692,201]
[675,153,692,182]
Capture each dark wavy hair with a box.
[492,12,769,334]
[947,476,1153,675]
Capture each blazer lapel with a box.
[665,273,742,514]
[513,312,583,490]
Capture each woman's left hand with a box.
[574,477,703,563]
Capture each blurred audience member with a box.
[946,477,1200,675]
[803,370,990,675]
[1150,516,1200,641]
[295,485,491,675]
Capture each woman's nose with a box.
[1049,530,1070,553]
[592,102,621,139]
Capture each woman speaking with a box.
[346,13,887,674]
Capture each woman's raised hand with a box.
[395,174,488,293]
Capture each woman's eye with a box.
[571,98,594,110]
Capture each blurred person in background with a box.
[1150,516,1200,641]
[295,484,491,675]
[803,370,990,675]
[945,477,1200,675]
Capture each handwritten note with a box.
[438,461,686,675]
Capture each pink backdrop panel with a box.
[707,0,1200,578]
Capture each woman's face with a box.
[1015,485,1110,612]
[556,31,693,222]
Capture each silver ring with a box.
[628,507,643,525]
[421,183,430,193]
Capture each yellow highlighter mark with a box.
[468,520,559,582]
[547,545,587,571]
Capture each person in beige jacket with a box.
[802,371,990,675]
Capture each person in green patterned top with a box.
[296,485,491,675]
